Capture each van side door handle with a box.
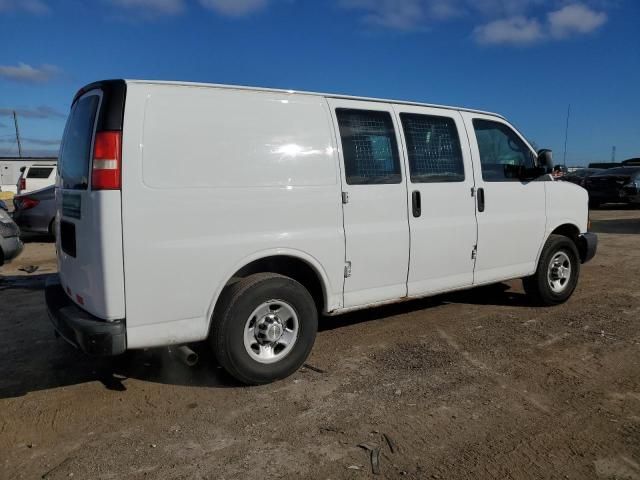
[412,190,421,218]
[477,188,485,212]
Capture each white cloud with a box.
[339,0,609,45]
[0,63,61,83]
[0,137,60,146]
[0,106,65,119]
[340,0,427,30]
[0,0,49,14]
[108,0,185,15]
[106,0,270,17]
[548,3,607,38]
[474,3,607,45]
[339,0,545,30]
[199,0,269,16]
[474,16,543,45]
[471,0,546,17]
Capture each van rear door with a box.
[56,81,126,320]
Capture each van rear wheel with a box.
[211,273,318,385]
[523,234,580,306]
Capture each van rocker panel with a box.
[45,276,126,356]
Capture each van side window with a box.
[400,113,464,183]
[336,109,401,185]
[473,119,535,182]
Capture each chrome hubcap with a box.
[547,251,572,293]
[244,300,299,364]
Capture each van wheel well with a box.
[550,224,585,261]
[551,224,580,243]
[224,256,325,313]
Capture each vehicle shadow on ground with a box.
[319,282,529,332]
[590,218,640,234]
[0,273,51,291]
[0,277,528,399]
[593,203,640,211]
[21,233,55,243]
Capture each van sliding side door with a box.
[392,106,478,296]
[327,98,410,308]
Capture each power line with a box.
[562,104,570,167]
[12,111,22,158]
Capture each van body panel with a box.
[392,105,478,296]
[544,181,589,236]
[326,98,410,308]
[56,89,126,321]
[461,112,548,284]
[121,83,345,347]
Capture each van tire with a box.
[523,234,580,306]
[211,272,318,385]
[48,219,56,239]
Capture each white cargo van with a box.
[46,80,597,385]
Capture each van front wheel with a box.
[523,234,580,306]
[211,273,318,385]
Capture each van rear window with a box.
[59,95,99,190]
[26,167,54,179]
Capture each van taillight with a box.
[92,131,122,190]
[16,197,39,210]
[18,177,25,191]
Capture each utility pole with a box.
[12,110,22,158]
[562,104,570,167]
[611,146,616,163]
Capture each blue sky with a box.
[0,0,638,165]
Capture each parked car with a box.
[0,200,23,265]
[16,163,57,195]
[46,79,597,385]
[588,162,621,170]
[584,166,640,208]
[13,185,56,237]
[560,168,603,187]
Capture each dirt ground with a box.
[1,208,639,480]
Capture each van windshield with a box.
[59,95,99,190]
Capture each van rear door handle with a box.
[477,188,485,212]
[412,190,421,218]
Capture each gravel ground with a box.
[1,207,639,479]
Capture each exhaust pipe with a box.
[170,345,199,367]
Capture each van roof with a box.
[125,79,505,119]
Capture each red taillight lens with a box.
[16,197,39,210]
[18,178,26,191]
[92,131,122,190]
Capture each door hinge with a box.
[471,245,478,260]
[342,191,349,204]
[471,187,476,197]
[344,261,352,278]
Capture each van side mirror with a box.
[537,149,554,173]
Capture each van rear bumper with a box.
[45,276,126,356]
